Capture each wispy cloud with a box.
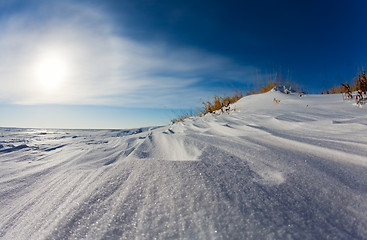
[0,1,256,108]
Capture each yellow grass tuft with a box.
[260,81,277,93]
[171,89,243,123]
[246,80,277,96]
[273,98,280,104]
[322,70,367,104]
[171,112,194,123]
[199,89,243,115]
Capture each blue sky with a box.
[0,0,366,129]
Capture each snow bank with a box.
[1,90,367,239]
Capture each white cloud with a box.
[0,1,256,108]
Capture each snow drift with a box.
[1,90,367,239]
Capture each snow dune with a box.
[1,90,367,239]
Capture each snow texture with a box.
[1,91,367,239]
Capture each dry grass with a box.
[322,85,345,94]
[356,71,367,104]
[245,71,302,96]
[171,112,195,123]
[322,71,363,95]
[171,71,304,123]
[322,70,367,104]
[171,89,243,123]
[273,98,280,104]
[246,80,277,96]
[199,89,243,115]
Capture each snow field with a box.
[0,90,367,239]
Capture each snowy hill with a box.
[1,90,367,239]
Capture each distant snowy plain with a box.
[1,90,367,239]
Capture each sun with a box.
[35,52,68,90]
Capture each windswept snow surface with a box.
[1,91,367,239]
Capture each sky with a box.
[0,0,366,129]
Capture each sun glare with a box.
[35,52,68,90]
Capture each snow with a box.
[1,90,367,239]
